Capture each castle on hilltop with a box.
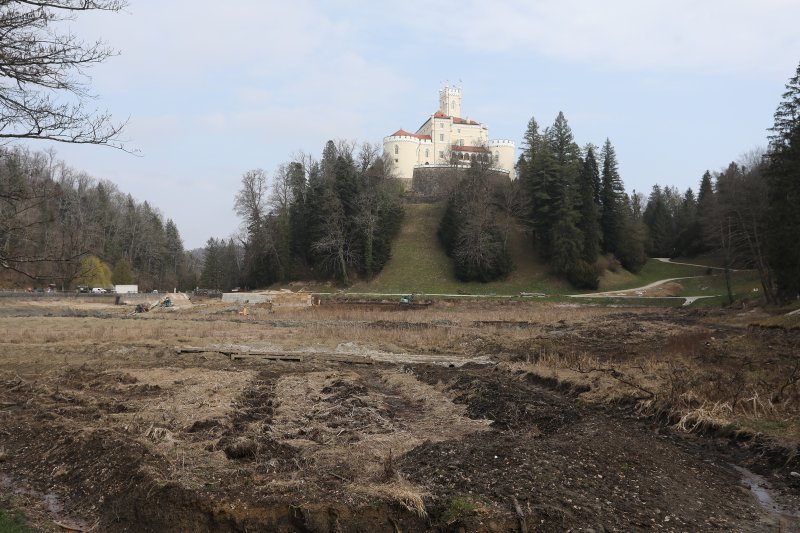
[383,86,516,191]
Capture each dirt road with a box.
[0,298,797,532]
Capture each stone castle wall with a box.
[411,166,511,200]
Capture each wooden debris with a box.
[54,521,85,532]
[512,496,528,533]
[175,346,373,365]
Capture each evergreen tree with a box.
[576,145,601,263]
[521,116,543,164]
[599,140,645,271]
[199,238,222,289]
[765,61,800,302]
[600,138,625,255]
[643,185,674,256]
[615,194,648,272]
[696,170,716,253]
[288,161,309,266]
[674,188,699,257]
[525,137,558,253]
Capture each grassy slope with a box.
[596,259,707,292]
[353,203,571,295]
[352,203,700,296]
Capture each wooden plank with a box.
[177,346,372,365]
[323,354,374,365]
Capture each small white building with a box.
[383,86,516,189]
[114,284,139,294]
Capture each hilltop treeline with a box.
[0,148,195,290]
[436,113,645,288]
[201,140,404,290]
[509,113,645,288]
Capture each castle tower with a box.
[439,86,461,117]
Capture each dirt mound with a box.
[447,373,580,432]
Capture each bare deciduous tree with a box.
[0,0,127,148]
[234,169,268,235]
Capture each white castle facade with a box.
[383,87,516,188]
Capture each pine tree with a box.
[526,137,558,254]
[695,170,716,253]
[674,188,699,257]
[643,185,673,256]
[576,145,601,263]
[616,194,647,273]
[599,140,645,271]
[765,61,800,302]
[287,162,308,265]
[600,139,625,254]
[521,117,542,164]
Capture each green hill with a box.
[352,203,571,295]
[285,202,729,298]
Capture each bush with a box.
[568,260,602,289]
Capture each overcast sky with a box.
[25,0,800,249]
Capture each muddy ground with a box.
[0,297,798,532]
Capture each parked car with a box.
[91,287,106,294]
[77,285,89,293]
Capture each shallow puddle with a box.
[0,473,89,530]
[734,466,800,532]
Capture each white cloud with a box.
[391,0,800,76]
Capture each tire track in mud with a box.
[400,365,778,532]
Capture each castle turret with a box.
[489,139,516,180]
[383,129,432,190]
[439,86,461,118]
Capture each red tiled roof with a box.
[452,145,490,152]
[389,128,431,140]
[431,111,479,125]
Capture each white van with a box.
[91,287,106,294]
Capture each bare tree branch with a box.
[0,0,128,149]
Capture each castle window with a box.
[439,134,444,142]
[425,149,429,158]
[439,151,444,159]
[394,145,398,155]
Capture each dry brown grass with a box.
[505,327,800,439]
[349,481,428,518]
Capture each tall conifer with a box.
[576,145,601,262]
[765,61,800,302]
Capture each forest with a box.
[0,148,196,291]
[200,140,404,291]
